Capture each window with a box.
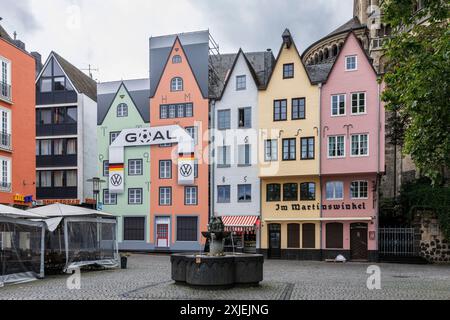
[39,78,52,93]
[283,63,294,79]
[194,160,199,178]
[0,110,10,148]
[302,224,316,249]
[128,159,143,176]
[185,187,198,205]
[326,223,344,248]
[66,107,77,123]
[185,103,193,117]
[326,181,344,200]
[328,136,345,158]
[351,181,369,199]
[171,77,183,91]
[53,139,64,155]
[159,187,172,206]
[103,189,117,205]
[66,170,77,187]
[110,131,120,144]
[238,144,251,166]
[53,77,66,91]
[66,139,77,155]
[287,224,300,248]
[177,217,198,242]
[117,103,128,117]
[264,140,278,162]
[301,137,315,160]
[345,55,357,71]
[238,107,251,128]
[123,217,145,241]
[159,160,172,179]
[283,183,298,201]
[217,146,231,167]
[331,94,346,116]
[218,109,231,130]
[168,105,176,118]
[266,184,281,202]
[128,188,143,205]
[160,105,168,119]
[0,158,10,189]
[236,75,246,91]
[351,134,369,156]
[237,184,252,202]
[283,138,296,161]
[39,171,52,187]
[172,55,182,64]
[292,98,306,120]
[0,58,11,99]
[217,185,231,203]
[351,92,366,114]
[37,109,52,124]
[300,182,316,201]
[274,100,287,121]
[185,126,198,145]
[40,140,52,156]
[54,171,64,187]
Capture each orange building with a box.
[149,32,210,251]
[0,25,36,206]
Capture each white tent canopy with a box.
[27,203,114,218]
[0,204,46,219]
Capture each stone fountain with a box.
[171,217,264,288]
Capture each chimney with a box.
[30,51,43,75]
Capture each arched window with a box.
[319,51,323,62]
[332,44,338,57]
[172,55,182,64]
[117,103,128,117]
[324,48,329,60]
[171,77,183,92]
[314,54,319,64]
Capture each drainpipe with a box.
[376,80,382,254]
[210,99,216,221]
[318,82,323,257]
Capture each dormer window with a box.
[117,103,128,117]
[345,55,357,71]
[172,55,182,64]
[283,63,294,79]
[171,77,183,92]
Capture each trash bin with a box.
[120,256,128,269]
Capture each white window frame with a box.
[351,92,367,115]
[350,134,369,157]
[159,160,172,179]
[236,75,246,91]
[171,77,183,92]
[184,186,198,206]
[350,180,369,200]
[117,103,128,117]
[0,56,12,101]
[345,55,358,71]
[217,146,231,167]
[128,188,143,205]
[326,181,344,201]
[103,189,117,205]
[331,94,346,117]
[264,139,278,162]
[0,108,11,149]
[238,144,251,166]
[159,187,172,206]
[0,157,11,191]
[328,135,346,159]
[128,159,143,176]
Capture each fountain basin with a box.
[171,253,264,288]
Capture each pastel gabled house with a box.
[320,32,385,261]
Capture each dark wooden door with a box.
[268,224,281,259]
[350,223,368,260]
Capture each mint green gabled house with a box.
[97,79,151,251]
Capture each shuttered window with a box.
[123,217,145,241]
[326,223,343,249]
[287,224,300,248]
[302,224,316,249]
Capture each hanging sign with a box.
[108,125,194,193]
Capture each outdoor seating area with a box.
[0,203,119,286]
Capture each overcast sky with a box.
[1,0,353,82]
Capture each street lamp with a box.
[87,177,106,210]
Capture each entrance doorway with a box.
[155,217,170,248]
[268,224,281,259]
[350,223,368,260]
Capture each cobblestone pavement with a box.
[0,254,449,300]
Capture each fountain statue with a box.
[171,217,264,288]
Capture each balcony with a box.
[37,187,77,199]
[0,182,11,192]
[0,81,12,103]
[0,132,11,151]
[36,123,77,136]
[36,154,77,167]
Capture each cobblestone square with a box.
[0,254,449,300]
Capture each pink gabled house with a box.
[320,32,385,262]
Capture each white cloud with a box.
[1,0,353,81]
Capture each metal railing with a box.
[0,132,11,150]
[0,81,11,101]
[379,227,419,256]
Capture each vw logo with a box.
[110,174,123,186]
[180,164,193,177]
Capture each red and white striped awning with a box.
[221,216,260,232]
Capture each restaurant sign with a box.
[275,202,368,212]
